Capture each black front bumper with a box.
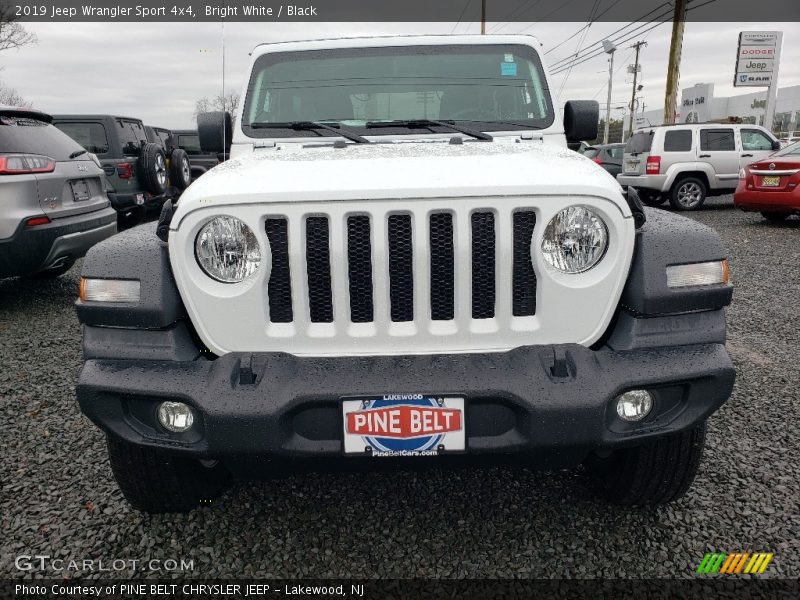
[77,342,734,468]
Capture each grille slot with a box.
[265,218,293,323]
[429,213,454,320]
[305,216,333,323]
[471,212,496,319]
[388,214,414,322]
[512,211,537,316]
[347,216,374,323]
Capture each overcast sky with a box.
[1,20,797,128]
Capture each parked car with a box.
[144,125,193,193]
[0,106,116,279]
[76,34,734,513]
[617,123,780,210]
[583,143,625,177]
[173,129,220,178]
[52,115,172,227]
[734,140,800,221]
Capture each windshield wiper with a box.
[365,119,493,141]
[249,121,370,144]
[69,149,88,159]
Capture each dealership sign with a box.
[734,31,781,87]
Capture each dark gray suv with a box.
[53,115,174,227]
[0,107,116,278]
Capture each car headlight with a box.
[195,216,261,283]
[541,206,608,274]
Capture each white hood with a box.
[173,139,628,226]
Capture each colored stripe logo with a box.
[696,552,773,574]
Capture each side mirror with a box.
[772,140,781,151]
[563,100,599,146]
[198,111,232,155]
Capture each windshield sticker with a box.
[501,62,518,76]
[504,53,515,63]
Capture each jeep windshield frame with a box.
[241,44,555,139]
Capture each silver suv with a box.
[0,107,117,278]
[617,123,779,210]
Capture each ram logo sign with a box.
[734,31,781,87]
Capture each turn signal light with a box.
[666,260,729,288]
[79,278,140,303]
[116,163,134,179]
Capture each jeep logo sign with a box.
[734,31,781,87]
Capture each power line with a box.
[450,0,474,35]
[556,0,601,101]
[543,0,629,56]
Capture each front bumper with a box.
[0,207,117,278]
[77,342,734,468]
[108,190,171,212]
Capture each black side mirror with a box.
[564,100,599,144]
[198,111,232,154]
[772,140,781,151]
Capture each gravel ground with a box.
[1,197,798,580]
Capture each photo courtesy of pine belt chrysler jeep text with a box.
[74,35,735,513]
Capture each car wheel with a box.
[27,258,76,279]
[106,435,230,513]
[669,177,707,211]
[138,143,168,196]
[761,211,790,222]
[169,148,192,191]
[583,421,706,505]
[639,190,667,206]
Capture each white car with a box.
[75,35,735,512]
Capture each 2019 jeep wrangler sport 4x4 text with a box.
[75,35,735,513]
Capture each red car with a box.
[735,141,800,221]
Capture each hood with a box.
[174,139,625,220]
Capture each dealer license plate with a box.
[342,395,465,456]
[761,176,781,187]
[70,179,91,201]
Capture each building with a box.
[638,83,800,135]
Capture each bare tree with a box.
[0,80,28,106]
[0,4,38,53]
[194,92,240,124]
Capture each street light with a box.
[602,39,617,144]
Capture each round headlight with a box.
[541,206,608,274]
[195,216,261,283]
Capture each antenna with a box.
[221,18,226,158]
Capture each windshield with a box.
[242,44,554,137]
[776,141,800,156]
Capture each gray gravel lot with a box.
[1,197,798,579]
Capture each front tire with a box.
[761,211,790,222]
[106,436,230,513]
[584,422,706,505]
[639,190,668,206]
[669,177,707,211]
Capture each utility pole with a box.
[602,40,617,144]
[626,41,647,141]
[663,0,687,125]
[481,0,486,34]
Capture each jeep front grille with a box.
[264,209,537,326]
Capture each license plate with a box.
[342,395,465,456]
[70,179,91,201]
[135,193,145,205]
[626,161,639,172]
[761,176,781,187]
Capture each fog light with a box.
[157,401,194,432]
[615,390,653,422]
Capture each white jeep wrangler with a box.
[76,35,735,513]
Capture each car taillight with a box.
[645,156,661,175]
[739,167,747,180]
[592,157,602,164]
[116,163,134,179]
[0,154,56,175]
